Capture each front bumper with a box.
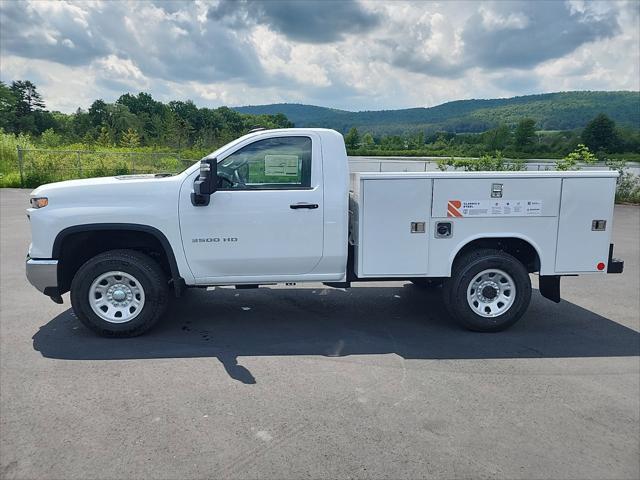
[26,256,59,295]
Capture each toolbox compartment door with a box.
[358,178,431,276]
[555,177,616,273]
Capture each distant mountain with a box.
[234,91,640,135]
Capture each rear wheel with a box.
[71,249,169,337]
[443,249,531,332]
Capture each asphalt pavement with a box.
[1,188,638,479]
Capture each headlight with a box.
[30,197,48,208]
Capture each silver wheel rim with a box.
[89,271,145,323]
[466,268,516,318]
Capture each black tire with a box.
[443,248,531,332]
[70,249,169,337]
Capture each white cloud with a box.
[250,26,331,87]
[479,8,529,30]
[0,0,637,113]
[94,55,149,88]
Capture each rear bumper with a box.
[607,244,624,274]
[26,256,59,294]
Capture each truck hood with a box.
[30,174,179,197]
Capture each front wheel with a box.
[443,249,531,332]
[70,249,169,337]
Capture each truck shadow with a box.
[32,284,640,384]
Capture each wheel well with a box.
[54,227,179,295]
[454,237,541,273]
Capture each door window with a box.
[217,136,312,190]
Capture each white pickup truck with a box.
[26,128,624,336]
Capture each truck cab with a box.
[179,129,349,284]
[25,128,623,337]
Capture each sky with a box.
[1,0,638,113]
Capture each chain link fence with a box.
[11,148,196,188]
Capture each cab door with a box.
[179,134,324,281]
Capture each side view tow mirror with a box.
[191,158,217,206]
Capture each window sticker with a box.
[264,155,299,176]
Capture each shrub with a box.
[606,158,640,204]
[0,129,34,175]
[556,144,597,170]
[0,172,23,188]
[436,151,525,171]
[40,128,62,148]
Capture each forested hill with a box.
[234,91,639,135]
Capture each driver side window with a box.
[217,136,312,190]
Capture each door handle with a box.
[290,203,319,210]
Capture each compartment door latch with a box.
[411,222,426,233]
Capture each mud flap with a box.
[539,275,561,303]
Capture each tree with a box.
[514,118,536,149]
[380,135,403,150]
[10,80,45,115]
[1,81,303,151]
[0,81,17,132]
[96,126,113,147]
[104,103,137,134]
[362,132,375,148]
[88,99,108,127]
[81,130,95,146]
[431,132,452,150]
[273,113,294,128]
[169,100,199,125]
[40,128,62,147]
[116,92,164,116]
[120,128,140,148]
[344,127,360,150]
[582,113,619,153]
[70,108,93,142]
[5,80,47,134]
[32,110,57,135]
[162,110,190,148]
[484,123,511,151]
[407,131,425,149]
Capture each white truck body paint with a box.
[27,129,619,295]
[28,174,196,284]
[350,170,618,278]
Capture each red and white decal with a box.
[447,200,463,217]
[447,199,542,217]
